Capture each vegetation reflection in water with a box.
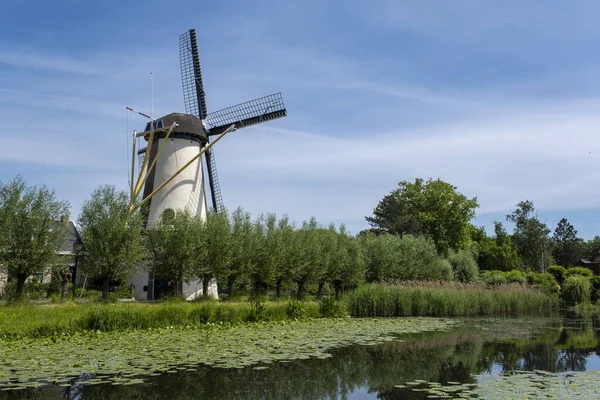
[0,317,455,391]
[2,316,600,399]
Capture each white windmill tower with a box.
[127,29,288,300]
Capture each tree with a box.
[552,218,582,267]
[226,207,254,297]
[78,185,146,299]
[0,176,70,297]
[366,178,479,254]
[473,221,521,271]
[273,215,296,297]
[506,200,553,272]
[146,210,202,295]
[291,217,323,298]
[328,224,365,297]
[197,209,231,298]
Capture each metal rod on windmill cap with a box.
[126,106,156,121]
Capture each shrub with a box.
[480,270,507,286]
[504,270,526,284]
[590,276,600,302]
[562,276,592,306]
[319,297,347,318]
[248,301,267,322]
[448,249,479,283]
[526,273,559,295]
[362,234,453,282]
[565,267,593,278]
[285,300,306,319]
[547,265,567,283]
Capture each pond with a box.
[1,314,600,399]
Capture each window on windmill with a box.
[162,208,175,223]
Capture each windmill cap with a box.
[144,113,208,143]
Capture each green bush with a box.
[285,300,306,319]
[319,297,347,318]
[504,270,526,284]
[565,267,593,278]
[448,249,479,283]
[547,265,567,283]
[590,276,600,302]
[526,273,559,295]
[562,276,592,306]
[480,270,507,286]
[248,301,267,322]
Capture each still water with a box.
[2,314,600,399]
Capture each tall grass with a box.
[347,282,558,317]
[0,300,320,339]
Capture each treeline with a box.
[2,174,598,303]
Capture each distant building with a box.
[576,254,600,275]
[0,219,85,295]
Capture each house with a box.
[0,218,85,296]
[576,254,600,275]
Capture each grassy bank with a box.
[348,282,558,317]
[0,300,322,339]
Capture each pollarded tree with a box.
[316,224,339,296]
[78,185,146,299]
[247,213,278,296]
[146,210,203,295]
[225,207,254,297]
[0,175,70,297]
[291,217,323,298]
[329,224,365,297]
[360,232,400,282]
[197,209,231,298]
[366,178,479,254]
[273,215,296,297]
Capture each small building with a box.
[576,254,600,275]
[0,219,85,296]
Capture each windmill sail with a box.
[179,29,225,212]
[206,93,287,136]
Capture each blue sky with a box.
[2,0,600,238]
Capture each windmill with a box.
[127,28,287,300]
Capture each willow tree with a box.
[0,175,70,297]
[226,207,254,297]
[197,209,231,297]
[78,185,146,299]
[329,224,365,297]
[274,215,296,297]
[146,210,203,295]
[291,217,323,298]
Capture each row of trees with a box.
[1,174,596,300]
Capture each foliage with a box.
[479,270,507,286]
[347,282,557,317]
[146,210,203,294]
[365,178,479,254]
[547,265,567,283]
[525,272,559,295]
[504,270,526,284]
[77,185,146,299]
[198,210,231,297]
[318,297,347,318]
[474,222,521,271]
[0,175,70,297]
[552,218,583,267]
[285,300,306,319]
[562,276,592,306]
[447,248,479,283]
[564,266,593,278]
[361,233,453,282]
[506,200,553,272]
